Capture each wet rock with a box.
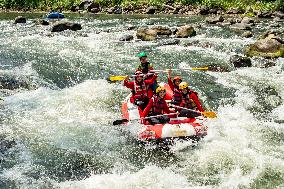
[70,5,79,12]
[245,33,284,58]
[258,30,279,40]
[40,19,49,25]
[90,7,100,13]
[255,58,276,68]
[113,6,122,14]
[79,0,100,12]
[269,23,281,28]
[196,6,209,15]
[106,6,122,14]
[136,28,157,41]
[175,25,196,38]
[146,6,157,14]
[272,11,284,19]
[0,135,16,154]
[205,15,224,24]
[87,3,100,12]
[119,35,134,41]
[208,8,219,14]
[256,11,272,18]
[14,16,26,24]
[127,25,136,30]
[242,31,253,38]
[227,8,244,14]
[51,21,82,32]
[230,55,252,68]
[151,26,172,36]
[158,39,180,46]
[0,76,29,90]
[226,18,235,24]
[241,17,255,25]
[106,7,114,14]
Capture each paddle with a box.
[171,105,217,118]
[112,113,178,125]
[108,73,155,82]
[153,67,209,72]
[108,67,209,81]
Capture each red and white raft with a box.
[121,83,208,144]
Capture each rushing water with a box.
[0,12,283,189]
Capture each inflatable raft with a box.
[120,83,207,144]
[47,12,65,19]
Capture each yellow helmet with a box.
[179,82,189,90]
[156,86,166,94]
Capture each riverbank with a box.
[0,0,283,17]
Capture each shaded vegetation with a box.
[0,0,283,11]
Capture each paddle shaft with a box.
[152,67,208,72]
[143,113,177,120]
[171,104,216,118]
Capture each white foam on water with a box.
[2,79,121,149]
[59,165,212,189]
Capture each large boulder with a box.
[79,0,100,12]
[205,15,224,24]
[229,55,252,68]
[136,28,157,41]
[51,21,82,32]
[242,31,253,38]
[245,34,284,58]
[14,16,26,24]
[241,17,255,25]
[146,6,157,14]
[175,25,196,38]
[151,26,172,36]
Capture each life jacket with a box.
[150,96,166,115]
[171,86,182,105]
[183,90,198,110]
[132,80,148,100]
[137,62,153,76]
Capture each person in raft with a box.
[136,51,157,92]
[178,82,204,118]
[167,69,183,105]
[142,85,174,125]
[124,71,158,110]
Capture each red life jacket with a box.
[133,81,148,100]
[150,96,166,115]
[171,87,182,105]
[183,90,198,110]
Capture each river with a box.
[0,12,283,189]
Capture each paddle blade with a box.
[202,111,217,118]
[191,67,209,71]
[113,119,128,125]
[109,75,127,81]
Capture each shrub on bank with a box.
[0,0,283,12]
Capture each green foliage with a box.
[0,0,283,11]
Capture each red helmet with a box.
[173,76,182,82]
